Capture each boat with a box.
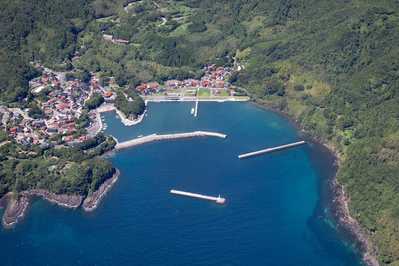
[191,108,195,114]
[116,115,120,119]
[101,119,105,121]
[137,135,143,138]
[101,115,105,118]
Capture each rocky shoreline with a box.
[1,169,120,227]
[83,169,120,211]
[251,99,379,265]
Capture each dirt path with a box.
[157,17,167,26]
[124,1,143,13]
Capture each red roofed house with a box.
[92,85,100,90]
[67,122,75,127]
[79,136,86,141]
[72,56,80,62]
[9,127,16,132]
[54,81,60,85]
[104,92,113,98]
[115,39,130,44]
[136,85,147,89]
[216,67,224,71]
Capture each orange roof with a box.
[54,81,60,85]
[67,135,73,139]
[230,89,235,92]
[104,92,113,97]
[150,84,158,88]
[216,67,224,71]
[136,85,147,89]
[67,129,74,132]
[60,104,68,108]
[203,82,211,85]
[193,82,199,85]
[67,122,75,126]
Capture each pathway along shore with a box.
[115,131,227,150]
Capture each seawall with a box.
[115,131,227,150]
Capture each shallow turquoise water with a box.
[0,102,363,265]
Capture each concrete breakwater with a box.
[194,99,198,117]
[170,190,226,204]
[238,141,306,159]
[115,131,227,150]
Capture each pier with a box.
[170,190,226,204]
[238,141,306,159]
[115,131,227,150]
[194,99,198,117]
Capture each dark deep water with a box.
[0,101,364,265]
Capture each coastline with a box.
[83,168,120,211]
[250,99,379,266]
[1,167,119,227]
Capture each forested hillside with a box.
[2,0,399,263]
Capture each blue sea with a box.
[0,101,364,265]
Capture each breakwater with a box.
[194,99,198,117]
[170,190,226,204]
[115,131,227,150]
[238,141,305,159]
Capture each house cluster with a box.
[103,34,131,44]
[29,72,59,89]
[7,66,110,146]
[134,65,232,96]
[29,61,45,71]
[135,83,165,95]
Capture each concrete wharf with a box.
[194,99,198,117]
[238,141,306,159]
[115,131,227,150]
[170,190,226,204]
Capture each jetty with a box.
[170,190,226,204]
[238,141,306,159]
[194,99,198,117]
[115,131,227,150]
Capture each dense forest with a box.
[2,0,399,263]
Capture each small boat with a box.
[138,135,143,138]
[101,119,105,121]
[116,115,120,119]
[101,115,105,118]
[145,114,147,116]
[191,108,195,114]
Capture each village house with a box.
[103,34,114,40]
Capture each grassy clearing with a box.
[198,89,210,97]
[219,90,229,96]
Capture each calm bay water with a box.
[0,101,363,265]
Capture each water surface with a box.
[0,102,363,265]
